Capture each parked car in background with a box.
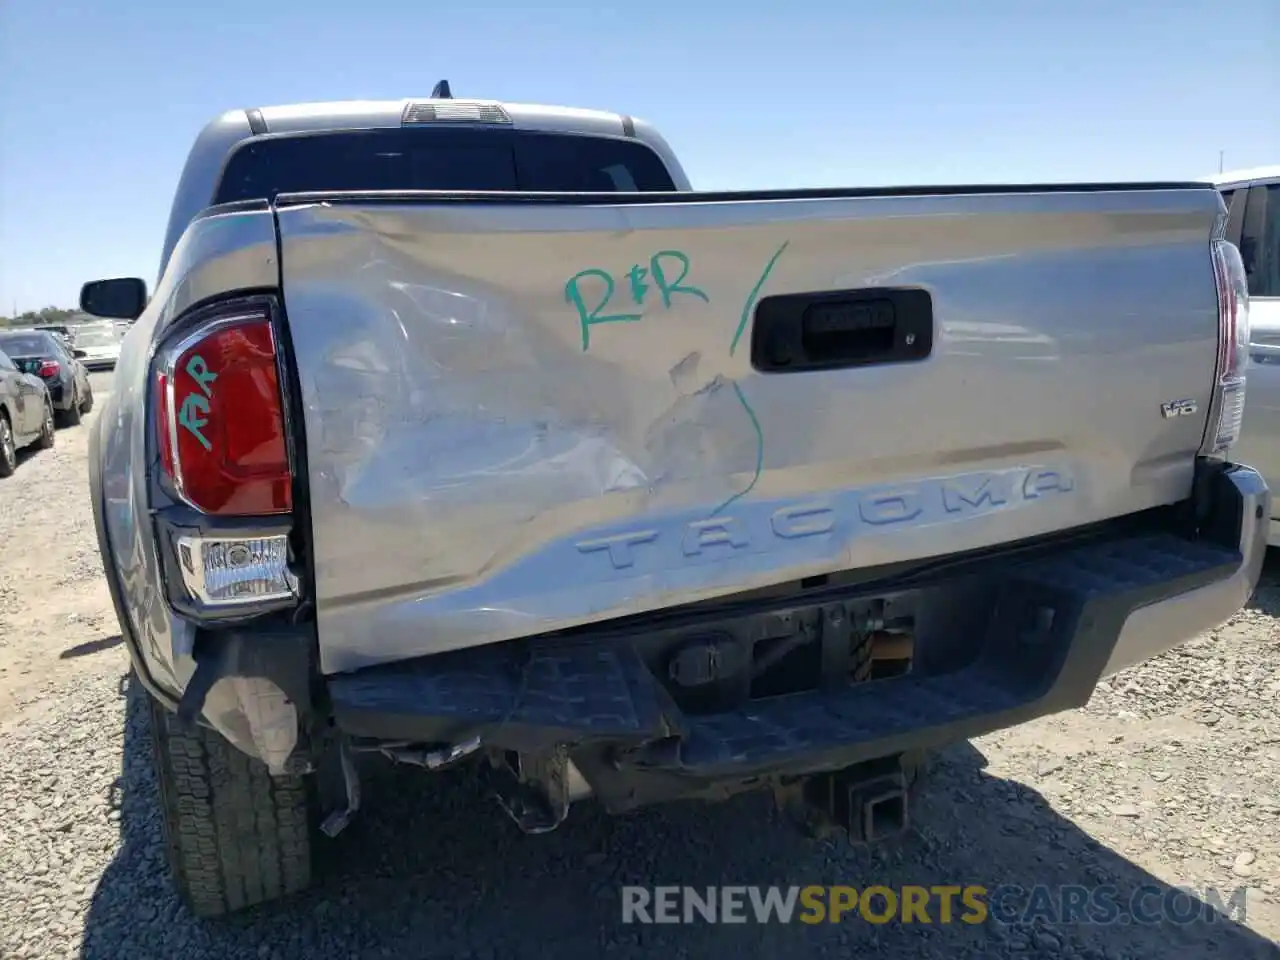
[0,346,56,476]
[49,331,76,354]
[72,324,123,371]
[32,323,75,343]
[0,329,94,427]
[1215,166,1280,543]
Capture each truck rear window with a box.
[213,128,675,203]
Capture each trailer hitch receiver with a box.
[777,754,911,844]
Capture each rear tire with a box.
[0,412,15,477]
[33,400,55,450]
[57,390,82,427]
[80,385,94,413]
[149,696,313,918]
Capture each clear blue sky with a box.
[1,0,1276,313]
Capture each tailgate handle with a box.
[802,300,897,361]
[751,288,933,373]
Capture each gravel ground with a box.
[0,369,1277,959]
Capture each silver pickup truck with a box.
[81,90,1265,918]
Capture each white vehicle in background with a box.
[71,323,123,371]
[1215,166,1280,543]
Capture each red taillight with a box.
[1208,240,1251,454]
[155,308,292,516]
[1213,242,1243,378]
[38,360,59,377]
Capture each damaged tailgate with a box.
[273,185,1224,674]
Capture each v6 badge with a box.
[1160,398,1198,419]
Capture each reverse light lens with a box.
[1215,382,1247,451]
[157,311,292,515]
[176,534,297,606]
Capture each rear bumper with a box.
[327,464,1267,812]
[1101,464,1268,676]
[81,358,116,371]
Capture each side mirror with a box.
[73,349,88,360]
[80,277,147,320]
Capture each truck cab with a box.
[153,92,691,280]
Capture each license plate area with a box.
[637,594,924,716]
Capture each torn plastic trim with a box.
[176,623,317,776]
[484,745,576,834]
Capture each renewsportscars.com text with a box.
[621,884,1250,926]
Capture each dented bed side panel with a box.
[273,189,1224,675]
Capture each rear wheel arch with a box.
[58,383,82,426]
[0,406,16,477]
[34,394,56,450]
[85,409,181,711]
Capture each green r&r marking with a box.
[626,263,649,304]
[565,268,644,351]
[729,240,790,356]
[565,250,711,351]
[559,241,788,513]
[649,250,709,309]
[712,239,791,515]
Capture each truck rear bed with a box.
[273,184,1225,675]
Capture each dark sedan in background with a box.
[0,346,56,476]
[0,330,94,426]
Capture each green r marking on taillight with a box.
[178,392,213,451]
[185,353,217,397]
[176,353,217,450]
